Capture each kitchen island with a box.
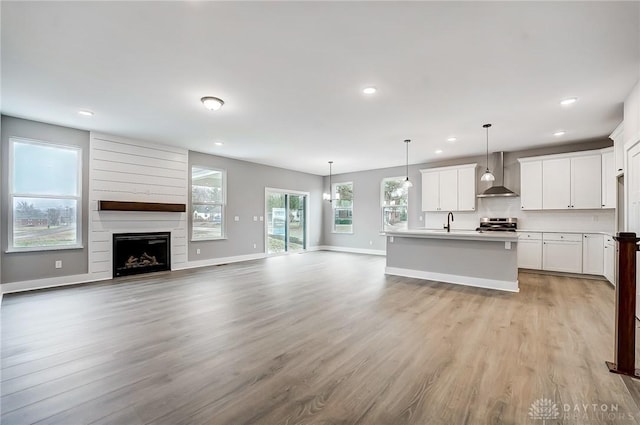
[385,229,519,292]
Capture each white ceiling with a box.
[2,1,639,175]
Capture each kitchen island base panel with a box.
[385,235,519,292]
[385,266,519,292]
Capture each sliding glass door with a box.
[266,190,307,254]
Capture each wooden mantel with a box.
[98,201,186,213]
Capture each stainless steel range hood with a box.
[477,152,519,198]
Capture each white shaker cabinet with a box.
[519,160,543,210]
[542,233,583,273]
[542,158,571,209]
[601,148,615,208]
[582,234,604,275]
[439,169,458,211]
[610,123,624,175]
[421,171,440,211]
[517,232,542,269]
[571,154,602,209]
[420,164,476,212]
[604,235,615,285]
[457,165,476,211]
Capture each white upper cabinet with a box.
[571,154,601,209]
[601,148,615,209]
[520,149,610,210]
[420,164,476,212]
[542,157,571,209]
[439,169,458,211]
[421,171,440,211]
[457,166,476,211]
[519,160,542,210]
[610,122,624,175]
[624,81,640,146]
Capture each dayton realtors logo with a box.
[529,398,635,423]
[529,398,560,424]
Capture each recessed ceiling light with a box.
[447,137,457,143]
[554,130,566,137]
[362,87,377,95]
[214,141,224,146]
[201,96,225,111]
[560,97,578,106]
[78,110,94,117]
[435,149,443,154]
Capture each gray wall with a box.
[188,151,324,261]
[322,138,612,252]
[1,116,90,283]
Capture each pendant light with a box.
[480,123,495,182]
[403,139,413,188]
[323,161,340,203]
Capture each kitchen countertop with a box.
[385,229,519,242]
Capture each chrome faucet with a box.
[444,212,454,232]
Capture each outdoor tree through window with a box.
[192,166,225,240]
[9,138,82,250]
[333,182,353,233]
[381,177,408,231]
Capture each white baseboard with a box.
[385,266,519,293]
[318,245,386,256]
[178,253,267,270]
[1,273,109,294]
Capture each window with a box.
[332,182,353,233]
[381,177,408,231]
[191,166,226,240]
[9,138,82,251]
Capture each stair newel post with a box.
[607,232,640,378]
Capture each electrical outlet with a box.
[55,260,62,269]
[419,215,423,221]
[253,243,257,249]
[369,240,373,245]
[234,216,240,222]
[196,248,201,255]
[389,236,394,243]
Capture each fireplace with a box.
[113,232,171,277]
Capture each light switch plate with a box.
[253,216,258,221]
[234,216,240,221]
[259,216,264,221]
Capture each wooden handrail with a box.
[607,232,640,379]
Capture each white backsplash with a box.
[423,197,615,233]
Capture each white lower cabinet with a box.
[542,233,583,273]
[582,234,604,275]
[517,232,542,269]
[604,236,615,285]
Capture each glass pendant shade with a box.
[403,177,413,188]
[481,169,495,182]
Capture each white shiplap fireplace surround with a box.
[88,133,188,281]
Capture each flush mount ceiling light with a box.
[323,161,341,203]
[480,123,495,182]
[447,137,457,143]
[403,139,413,188]
[435,149,443,154]
[560,97,578,106]
[554,130,566,137]
[362,87,377,95]
[214,141,224,146]
[78,110,94,117]
[201,96,225,111]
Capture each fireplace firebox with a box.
[113,232,171,277]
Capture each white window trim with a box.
[332,181,354,234]
[380,176,409,232]
[191,166,227,242]
[7,137,83,253]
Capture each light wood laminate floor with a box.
[2,252,640,425]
